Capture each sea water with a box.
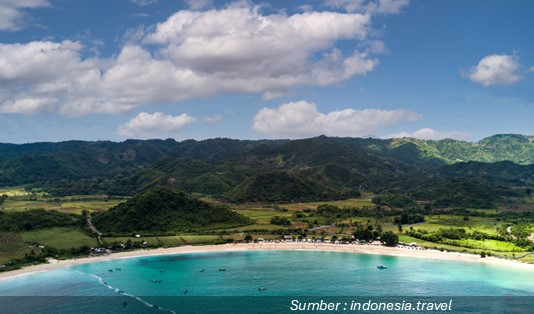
[1,250,533,313]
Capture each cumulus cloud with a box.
[0,40,119,116]
[204,114,223,123]
[253,101,422,138]
[325,0,409,15]
[117,112,196,138]
[388,128,470,141]
[0,0,49,31]
[143,4,375,95]
[130,0,157,6]
[463,54,522,86]
[0,3,392,116]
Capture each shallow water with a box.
[1,250,533,313]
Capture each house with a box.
[283,235,292,241]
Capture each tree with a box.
[380,231,399,247]
[353,227,374,241]
[244,234,253,243]
[270,216,291,226]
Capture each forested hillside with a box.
[1,134,533,207]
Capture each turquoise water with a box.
[1,250,533,313]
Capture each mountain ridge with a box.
[1,134,532,207]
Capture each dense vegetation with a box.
[92,187,251,235]
[0,209,81,232]
[225,171,359,203]
[0,134,532,205]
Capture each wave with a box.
[70,269,176,314]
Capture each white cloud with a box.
[204,114,223,123]
[117,112,196,138]
[142,4,375,97]
[0,3,393,116]
[0,0,49,31]
[185,0,213,10]
[0,40,119,116]
[388,128,470,141]
[529,66,534,73]
[463,54,522,86]
[253,101,422,138]
[130,0,157,6]
[325,0,409,15]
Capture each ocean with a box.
[1,250,533,313]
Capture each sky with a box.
[0,0,533,143]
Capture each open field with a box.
[214,223,291,232]
[236,209,292,223]
[453,239,524,252]
[20,228,97,250]
[279,193,374,211]
[0,233,28,264]
[0,187,32,197]
[1,228,97,264]
[2,198,125,214]
[413,215,501,235]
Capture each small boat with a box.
[376,265,388,269]
[115,268,122,271]
[108,269,113,272]
[160,270,166,273]
[218,268,226,271]
[200,269,205,273]
[258,288,267,291]
[183,289,188,294]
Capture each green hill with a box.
[225,171,358,203]
[386,134,534,165]
[91,187,251,235]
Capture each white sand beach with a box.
[1,242,533,280]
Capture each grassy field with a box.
[2,198,125,214]
[236,209,292,224]
[20,228,97,250]
[0,233,28,263]
[279,193,374,211]
[413,215,500,236]
[215,223,291,232]
[0,187,33,197]
[0,228,97,264]
[453,239,524,252]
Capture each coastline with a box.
[1,242,533,280]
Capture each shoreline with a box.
[1,242,533,280]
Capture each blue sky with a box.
[0,0,533,143]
